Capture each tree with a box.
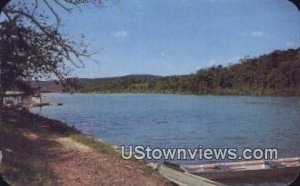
[0,0,105,183]
[0,1,106,85]
[0,1,10,12]
[290,0,300,10]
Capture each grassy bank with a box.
[69,134,120,157]
[1,108,169,185]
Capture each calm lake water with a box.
[31,93,300,161]
[30,93,300,185]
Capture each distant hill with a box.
[30,80,64,93]
[30,74,162,92]
[31,47,300,96]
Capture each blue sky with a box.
[59,0,299,78]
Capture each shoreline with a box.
[3,107,298,185]
[29,106,122,154]
[1,108,170,185]
[41,91,300,98]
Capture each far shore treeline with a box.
[31,47,300,96]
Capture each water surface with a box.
[31,93,300,162]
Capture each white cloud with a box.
[227,56,241,63]
[196,64,202,70]
[250,31,264,37]
[244,31,271,38]
[113,30,128,38]
[208,60,216,66]
[286,41,297,47]
[160,52,166,57]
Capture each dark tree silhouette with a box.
[0,0,105,183]
[290,0,300,10]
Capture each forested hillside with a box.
[33,47,300,96]
[80,48,300,96]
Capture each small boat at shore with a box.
[181,157,300,180]
[160,157,300,185]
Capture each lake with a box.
[30,93,300,164]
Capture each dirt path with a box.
[1,109,169,186]
[48,137,167,186]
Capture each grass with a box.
[69,134,120,157]
[2,109,166,185]
[143,165,156,176]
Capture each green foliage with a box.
[69,134,120,157]
[79,48,300,96]
[0,1,90,93]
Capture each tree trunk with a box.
[0,0,10,12]
[0,94,8,186]
[0,0,10,152]
[0,1,10,184]
[0,92,3,157]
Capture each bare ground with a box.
[1,108,170,186]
